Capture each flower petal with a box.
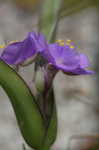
[0,42,23,65]
[43,44,80,70]
[69,68,95,75]
[0,34,36,65]
[0,32,47,65]
[41,42,94,75]
[29,32,48,52]
[79,53,90,68]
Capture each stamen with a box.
[66,39,72,46]
[56,39,75,47]
[59,42,65,46]
[70,45,75,49]
[56,40,65,46]
[0,45,5,48]
[56,40,63,43]
[66,39,71,42]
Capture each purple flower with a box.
[0,32,47,65]
[41,42,94,75]
[0,31,94,75]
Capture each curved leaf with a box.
[61,0,99,18]
[0,60,45,150]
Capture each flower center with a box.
[56,39,75,49]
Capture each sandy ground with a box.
[0,2,99,150]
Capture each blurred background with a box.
[0,0,99,150]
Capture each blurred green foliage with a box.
[1,0,99,16]
[39,0,62,41]
[61,0,99,18]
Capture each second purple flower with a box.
[41,41,94,75]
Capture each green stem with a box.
[38,0,63,149]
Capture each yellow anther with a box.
[66,39,71,42]
[56,40,63,43]
[70,45,74,49]
[56,40,65,46]
[59,42,65,46]
[66,39,72,46]
[56,39,74,47]
[0,45,5,48]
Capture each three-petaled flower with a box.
[41,42,94,75]
[0,32,94,75]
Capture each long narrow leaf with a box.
[61,0,99,18]
[39,0,63,42]
[0,60,45,150]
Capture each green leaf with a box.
[61,0,99,18]
[0,60,45,150]
[39,0,63,42]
